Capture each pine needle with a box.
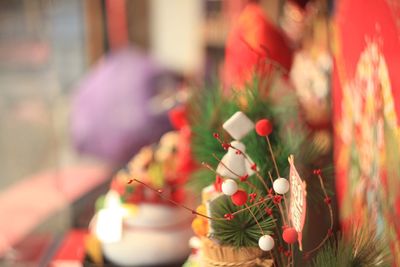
[210,195,275,247]
[310,226,391,267]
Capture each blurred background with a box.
[2,0,399,266]
[0,0,286,266]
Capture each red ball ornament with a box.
[282,227,298,244]
[168,106,187,130]
[231,190,248,206]
[255,119,273,136]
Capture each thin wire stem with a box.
[303,174,334,255]
[131,178,224,221]
[246,203,264,235]
[203,158,269,223]
[133,178,274,221]
[290,244,294,267]
[211,153,240,177]
[266,136,281,178]
[231,198,269,216]
[254,171,272,193]
[268,171,290,224]
[270,215,287,266]
[209,154,270,194]
[229,144,271,192]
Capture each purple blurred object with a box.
[71,48,175,165]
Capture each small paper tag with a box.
[288,155,307,251]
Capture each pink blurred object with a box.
[0,164,110,256]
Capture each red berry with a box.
[239,174,249,182]
[251,163,257,171]
[273,195,282,204]
[214,175,223,192]
[222,143,231,150]
[282,227,298,244]
[267,188,274,198]
[265,207,273,216]
[313,169,322,175]
[213,133,220,139]
[255,119,273,136]
[224,213,234,220]
[168,106,187,129]
[249,193,257,203]
[324,196,332,205]
[231,190,248,206]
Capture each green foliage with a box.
[311,227,391,267]
[310,239,353,267]
[210,195,275,247]
[188,77,302,193]
[188,75,332,248]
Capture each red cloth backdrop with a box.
[333,0,400,264]
[223,2,293,90]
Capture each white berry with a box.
[221,179,238,196]
[273,177,289,195]
[258,235,274,251]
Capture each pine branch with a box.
[210,195,275,247]
[310,226,391,267]
[188,75,332,249]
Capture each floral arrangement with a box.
[129,79,390,266]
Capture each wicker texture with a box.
[201,238,273,267]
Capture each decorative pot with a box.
[101,204,193,266]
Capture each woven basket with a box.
[201,238,273,267]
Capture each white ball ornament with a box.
[221,179,238,196]
[273,177,289,195]
[258,235,275,251]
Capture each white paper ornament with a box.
[95,209,123,243]
[273,178,290,195]
[223,111,254,140]
[104,190,122,209]
[216,140,256,179]
[221,179,238,196]
[258,235,275,251]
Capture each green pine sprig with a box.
[310,226,391,267]
[187,75,333,250]
[187,78,301,193]
[209,194,275,247]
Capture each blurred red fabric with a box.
[223,2,293,89]
[333,0,400,263]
